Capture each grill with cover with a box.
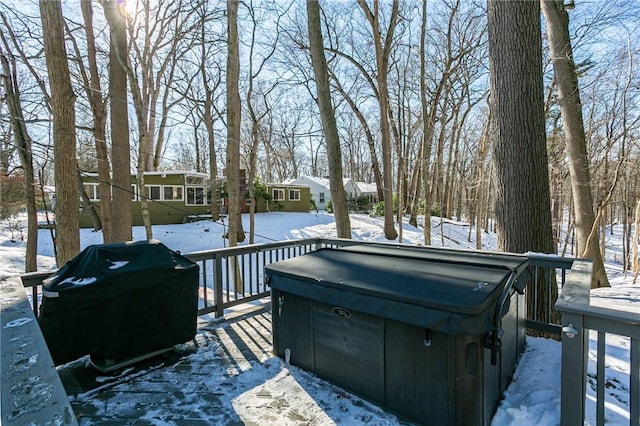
[39,239,199,369]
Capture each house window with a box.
[163,185,183,201]
[145,185,161,201]
[288,189,300,201]
[319,192,325,203]
[186,186,209,205]
[131,185,138,201]
[83,184,99,201]
[272,188,285,201]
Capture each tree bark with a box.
[226,0,245,295]
[226,0,245,246]
[39,0,80,265]
[104,0,132,242]
[541,0,609,288]
[307,0,351,238]
[488,0,558,328]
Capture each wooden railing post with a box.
[555,260,592,426]
[560,311,587,425]
[214,254,224,318]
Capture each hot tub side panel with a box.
[271,291,314,371]
[313,302,385,403]
[384,319,457,424]
[499,288,527,391]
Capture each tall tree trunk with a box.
[488,0,558,328]
[226,0,245,295]
[208,124,219,221]
[0,43,38,272]
[199,10,220,222]
[357,0,397,240]
[104,0,132,242]
[226,0,245,247]
[79,0,112,242]
[106,0,156,240]
[475,114,491,250]
[541,0,609,288]
[39,0,80,265]
[307,0,351,238]
[632,198,639,284]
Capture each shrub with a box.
[371,201,385,216]
[371,194,399,216]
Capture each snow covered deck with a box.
[57,303,406,425]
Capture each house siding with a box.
[254,184,311,213]
[79,172,212,228]
[78,173,310,228]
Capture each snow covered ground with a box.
[0,211,637,425]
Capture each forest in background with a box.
[0,0,639,282]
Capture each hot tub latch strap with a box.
[278,294,285,316]
[485,330,502,366]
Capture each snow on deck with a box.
[60,305,406,425]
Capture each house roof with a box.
[356,182,377,194]
[81,171,211,179]
[289,176,355,189]
[267,183,310,188]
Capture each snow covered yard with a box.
[0,211,637,425]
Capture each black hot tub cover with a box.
[39,239,199,365]
[265,246,529,335]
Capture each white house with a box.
[284,176,361,210]
[354,181,378,203]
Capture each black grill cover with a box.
[266,246,529,335]
[39,240,199,365]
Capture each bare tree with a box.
[0,31,38,271]
[307,0,351,238]
[197,3,223,222]
[633,197,639,284]
[39,0,80,265]
[226,0,245,245]
[64,1,113,241]
[356,0,398,240]
[245,0,283,243]
[103,0,133,242]
[418,0,480,245]
[541,0,609,288]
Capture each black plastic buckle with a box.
[485,330,502,366]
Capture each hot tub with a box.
[265,245,530,425]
